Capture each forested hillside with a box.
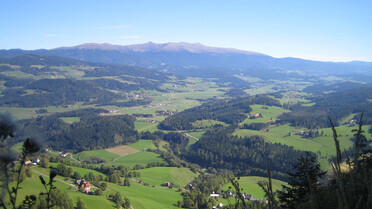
[15,109,139,151]
[0,78,121,107]
[184,125,307,181]
[159,96,281,130]
[278,87,372,128]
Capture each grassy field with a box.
[241,105,290,124]
[135,167,198,187]
[15,165,182,209]
[128,139,156,150]
[222,176,287,199]
[73,149,119,162]
[104,151,165,168]
[13,165,182,209]
[134,121,160,132]
[59,117,81,124]
[13,167,113,208]
[105,145,139,156]
[107,181,181,209]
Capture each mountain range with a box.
[1,42,372,80]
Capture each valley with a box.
[0,43,371,208]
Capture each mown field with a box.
[135,167,198,188]
[222,176,287,199]
[134,121,160,132]
[72,140,157,164]
[74,149,119,162]
[108,181,182,209]
[103,151,165,168]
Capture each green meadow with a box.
[241,105,290,124]
[134,121,160,132]
[222,176,287,199]
[73,149,119,162]
[14,167,113,208]
[104,151,165,168]
[135,167,198,187]
[107,181,181,209]
[14,166,182,209]
[128,139,156,150]
[59,117,81,124]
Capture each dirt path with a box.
[32,169,77,188]
[110,151,139,163]
[184,133,199,141]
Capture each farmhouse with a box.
[75,179,91,193]
[59,152,71,158]
[161,182,173,187]
[249,113,261,119]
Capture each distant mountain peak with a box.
[54,42,266,55]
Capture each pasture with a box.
[73,149,119,162]
[107,181,181,209]
[241,105,289,124]
[13,167,113,208]
[134,121,160,132]
[103,151,165,168]
[135,167,197,187]
[105,145,139,156]
[127,139,156,150]
[222,176,287,199]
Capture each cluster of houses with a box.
[24,158,40,166]
[294,130,322,138]
[59,152,72,158]
[98,109,122,116]
[209,190,262,208]
[209,191,260,201]
[75,179,92,194]
[155,110,179,116]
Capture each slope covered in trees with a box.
[159,96,281,130]
[184,125,306,181]
[15,109,139,151]
[0,54,171,108]
[0,78,121,107]
[278,87,372,128]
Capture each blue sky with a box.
[1,0,371,61]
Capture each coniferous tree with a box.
[278,152,326,209]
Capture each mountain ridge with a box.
[54,42,267,56]
[1,42,372,79]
